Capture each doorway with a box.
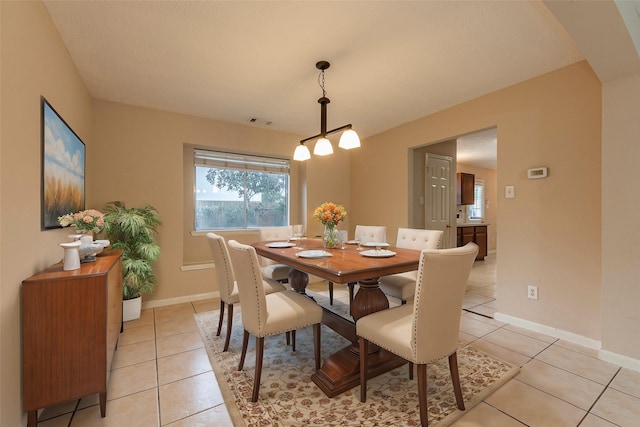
[425,153,453,248]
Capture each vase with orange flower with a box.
[313,202,347,249]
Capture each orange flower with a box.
[313,202,347,227]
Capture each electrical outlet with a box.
[527,285,538,300]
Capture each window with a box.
[194,149,290,230]
[468,179,485,220]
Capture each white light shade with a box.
[313,137,333,156]
[338,129,361,149]
[293,144,311,161]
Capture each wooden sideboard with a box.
[22,250,123,427]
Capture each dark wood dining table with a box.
[253,238,421,397]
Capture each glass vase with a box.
[323,224,342,249]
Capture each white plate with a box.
[362,242,390,247]
[345,240,359,244]
[266,241,296,248]
[296,250,332,259]
[360,249,396,258]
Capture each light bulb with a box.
[313,138,333,156]
[338,129,361,149]
[293,144,311,161]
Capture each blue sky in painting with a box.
[43,102,84,189]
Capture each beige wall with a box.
[353,61,602,340]
[1,2,94,426]
[90,100,350,303]
[457,164,498,252]
[601,72,640,360]
[3,2,639,425]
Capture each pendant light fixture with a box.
[293,60,360,161]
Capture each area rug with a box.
[195,293,518,426]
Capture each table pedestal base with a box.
[311,344,406,397]
[312,280,407,397]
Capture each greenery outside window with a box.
[468,179,485,220]
[194,149,290,230]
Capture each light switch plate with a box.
[505,185,515,198]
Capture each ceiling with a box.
[42,1,640,167]
[457,128,497,170]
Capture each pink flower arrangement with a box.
[58,209,105,233]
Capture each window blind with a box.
[194,149,290,174]
[469,179,485,219]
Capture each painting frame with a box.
[41,97,86,230]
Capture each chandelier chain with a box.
[318,69,326,98]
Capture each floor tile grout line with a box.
[511,377,593,414]
[154,306,163,427]
[482,401,530,426]
[578,367,622,426]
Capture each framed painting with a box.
[41,97,85,230]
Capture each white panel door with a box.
[425,154,452,248]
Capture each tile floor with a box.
[37,254,640,426]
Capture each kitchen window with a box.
[468,179,485,220]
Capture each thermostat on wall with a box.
[527,167,548,179]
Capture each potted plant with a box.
[103,201,161,321]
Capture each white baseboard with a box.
[494,312,601,349]
[141,291,219,309]
[599,349,640,372]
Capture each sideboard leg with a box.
[99,391,107,417]
[28,410,37,427]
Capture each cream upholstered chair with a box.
[327,225,387,305]
[378,228,444,304]
[258,226,293,282]
[206,233,286,352]
[357,243,478,427]
[354,225,387,244]
[227,239,323,402]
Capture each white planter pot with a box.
[122,296,142,322]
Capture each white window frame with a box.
[193,149,290,230]
[468,179,485,220]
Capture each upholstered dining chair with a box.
[227,239,323,402]
[357,243,478,427]
[354,224,387,244]
[258,226,293,282]
[206,233,286,352]
[378,228,444,304]
[327,225,387,305]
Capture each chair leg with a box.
[313,323,321,370]
[238,330,250,371]
[401,299,407,305]
[223,303,233,352]
[359,337,369,402]
[449,352,465,410]
[329,281,334,305]
[286,331,290,345]
[417,364,428,427]
[216,300,225,336]
[409,362,414,380]
[252,336,265,402]
[291,330,296,352]
[348,282,355,303]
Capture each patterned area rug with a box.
[195,290,518,426]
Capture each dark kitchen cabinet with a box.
[457,172,475,205]
[457,225,487,260]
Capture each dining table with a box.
[253,238,421,397]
